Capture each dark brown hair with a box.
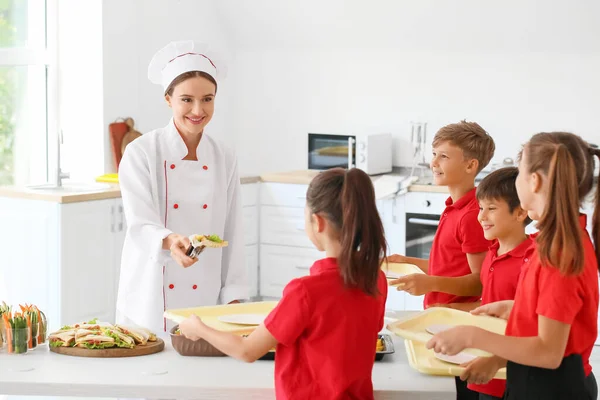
[521,132,599,274]
[306,168,387,296]
[432,120,496,173]
[476,167,532,226]
[164,71,217,96]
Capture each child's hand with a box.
[391,273,433,295]
[426,325,476,355]
[386,254,408,264]
[179,315,205,341]
[459,356,504,385]
[471,300,514,320]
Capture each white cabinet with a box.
[0,197,124,331]
[258,183,325,298]
[241,183,259,298]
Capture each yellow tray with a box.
[164,301,278,334]
[95,173,119,183]
[387,307,506,344]
[404,339,507,379]
[382,262,424,287]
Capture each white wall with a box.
[228,50,600,175]
[98,0,600,176]
[101,0,235,174]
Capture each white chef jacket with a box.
[116,119,248,333]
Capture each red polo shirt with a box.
[264,257,388,400]
[468,236,534,397]
[425,188,491,308]
[506,215,599,377]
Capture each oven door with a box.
[308,133,356,170]
[405,213,440,260]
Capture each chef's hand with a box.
[460,356,504,385]
[390,273,434,295]
[165,233,197,268]
[426,325,476,356]
[471,300,514,320]
[179,315,205,341]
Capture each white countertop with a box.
[3,317,600,400]
[0,332,455,400]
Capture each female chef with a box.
[116,41,248,333]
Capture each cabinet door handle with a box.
[118,205,124,232]
[110,205,115,233]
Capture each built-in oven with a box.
[405,213,440,260]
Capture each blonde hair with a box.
[432,120,495,173]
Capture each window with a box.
[0,0,56,186]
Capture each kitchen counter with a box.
[0,331,455,400]
[260,169,450,194]
[0,175,262,204]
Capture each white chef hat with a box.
[147,41,226,93]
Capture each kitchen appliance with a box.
[307,133,393,175]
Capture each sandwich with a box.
[115,324,150,345]
[138,327,157,342]
[48,330,76,347]
[102,328,135,349]
[74,331,116,349]
[193,234,228,248]
[186,234,229,257]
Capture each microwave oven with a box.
[307,133,393,175]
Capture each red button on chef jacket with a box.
[264,257,388,400]
[468,236,534,398]
[506,215,599,377]
[425,188,491,308]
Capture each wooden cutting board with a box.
[49,338,164,358]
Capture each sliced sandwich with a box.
[75,334,115,349]
[48,330,76,347]
[138,327,157,342]
[102,328,135,349]
[75,328,102,339]
[115,324,150,345]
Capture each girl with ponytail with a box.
[426,132,600,399]
[179,167,388,400]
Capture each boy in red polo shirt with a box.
[427,132,599,400]
[388,120,495,399]
[456,167,534,400]
[179,168,388,400]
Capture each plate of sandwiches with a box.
[48,319,163,358]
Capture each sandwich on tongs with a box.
[185,234,229,258]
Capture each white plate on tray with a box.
[434,351,477,365]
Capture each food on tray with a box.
[49,331,76,347]
[46,318,156,350]
[115,324,150,345]
[376,338,385,352]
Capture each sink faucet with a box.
[57,130,69,188]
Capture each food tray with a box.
[254,334,395,362]
[387,307,506,345]
[404,339,506,379]
[164,301,278,335]
[383,263,424,286]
